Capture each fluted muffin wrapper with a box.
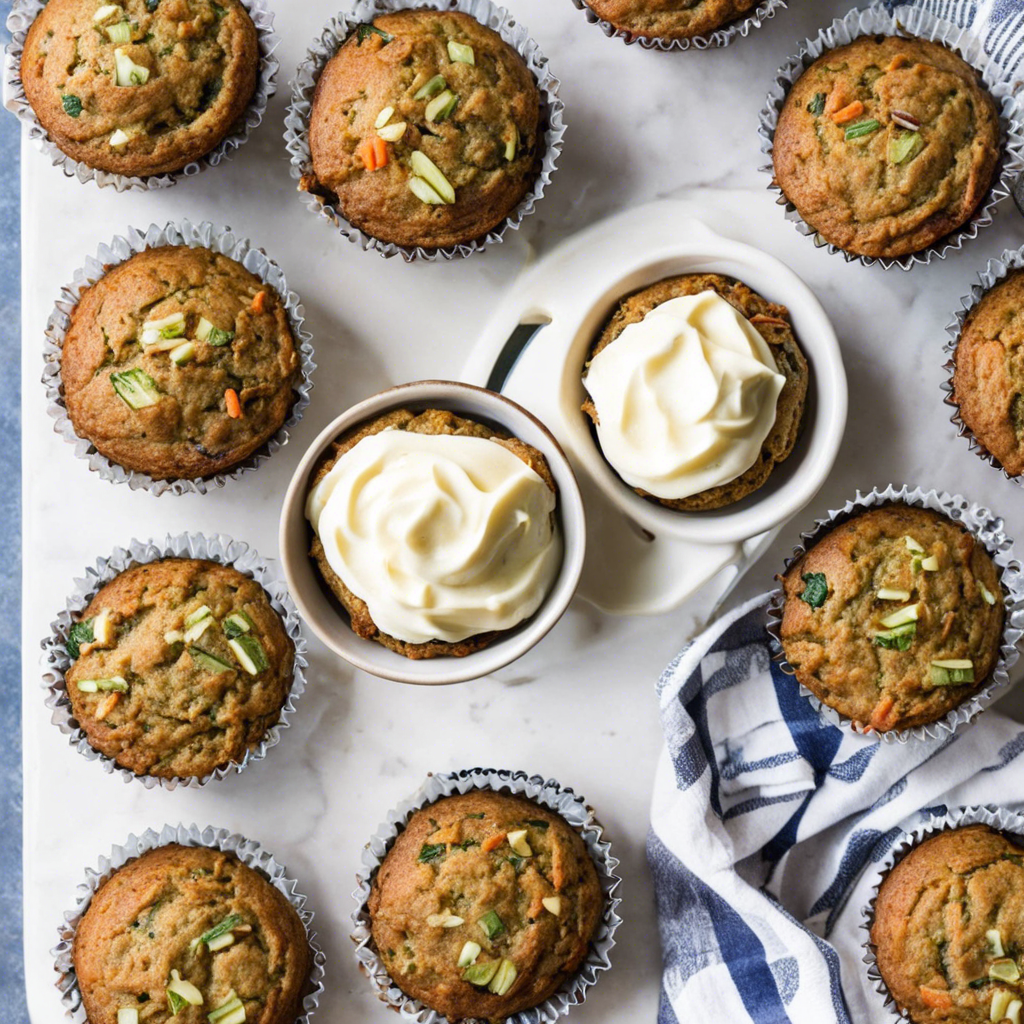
[42,219,316,496]
[765,484,1024,744]
[860,804,1024,1021]
[568,0,786,51]
[52,823,327,1023]
[351,767,623,1023]
[4,0,278,192]
[40,532,310,790]
[757,4,1024,271]
[942,246,1024,486]
[284,0,566,262]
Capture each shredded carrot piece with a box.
[481,832,507,853]
[824,91,847,116]
[371,135,389,169]
[250,290,267,315]
[869,695,896,733]
[357,137,378,171]
[919,987,952,1010]
[225,388,242,419]
[888,54,911,71]
[96,692,121,721]
[831,100,866,125]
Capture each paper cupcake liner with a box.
[860,804,1024,1021]
[52,823,326,1023]
[40,532,310,790]
[4,0,278,192]
[942,246,1024,485]
[284,0,565,262]
[757,5,1024,271]
[568,0,786,51]
[765,484,1024,744]
[351,767,622,1022]
[42,220,316,496]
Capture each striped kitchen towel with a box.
[648,594,1024,1023]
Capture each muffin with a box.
[581,273,808,512]
[779,505,1004,734]
[368,791,603,1021]
[21,0,259,178]
[871,824,1024,1023]
[305,408,562,660]
[584,0,759,42]
[303,9,540,250]
[61,245,300,482]
[953,270,1024,476]
[64,557,295,780]
[772,35,1001,260]
[74,843,311,1024]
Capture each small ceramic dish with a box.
[279,380,586,685]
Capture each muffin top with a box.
[65,557,294,779]
[74,844,311,1024]
[872,825,1024,1023]
[582,274,808,512]
[61,245,299,482]
[954,270,1024,476]
[585,0,759,41]
[306,408,561,660]
[780,506,1005,733]
[368,791,603,1021]
[772,35,1001,259]
[21,0,259,177]
[305,10,540,250]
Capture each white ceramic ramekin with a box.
[279,381,586,685]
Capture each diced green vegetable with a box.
[888,130,924,165]
[979,581,998,606]
[111,368,160,410]
[166,970,203,1012]
[1007,998,1022,1024]
[425,90,458,122]
[807,92,826,116]
[525,819,548,829]
[414,74,447,101]
[478,910,505,940]
[873,623,916,651]
[92,609,115,646]
[457,941,481,967]
[222,612,254,639]
[167,990,187,1016]
[164,629,183,645]
[844,119,881,141]
[189,646,234,674]
[879,604,919,629]
[447,40,475,64]
[542,896,561,915]
[117,1009,139,1024]
[410,151,456,203]
[799,572,828,609]
[193,317,234,346]
[356,24,392,45]
[67,619,95,660]
[62,94,83,118]
[206,932,235,952]
[929,659,975,687]
[375,106,395,129]
[408,176,445,205]
[506,829,532,857]
[905,535,925,554]
[418,842,446,863]
[144,312,186,340]
[184,607,214,643]
[185,605,212,628]
[488,959,517,996]
[377,121,407,142]
[169,341,196,366]
[504,128,518,162]
[877,588,911,602]
[114,48,149,87]
[76,676,129,693]
[198,915,241,946]
[990,958,1020,983]
[920,555,940,572]
[94,4,123,24]
[106,20,132,44]
[146,0,160,10]
[110,127,131,148]
[208,992,245,1024]
[427,911,464,928]
[227,635,268,676]
[993,991,1014,1022]
[462,960,500,987]
[988,928,1005,957]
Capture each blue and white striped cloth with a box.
[648,595,1024,1023]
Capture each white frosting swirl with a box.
[305,429,562,645]
[582,290,787,500]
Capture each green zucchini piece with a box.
[111,368,160,410]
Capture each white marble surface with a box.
[19,1,1024,1021]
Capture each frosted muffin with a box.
[368,791,603,1021]
[21,0,259,177]
[74,844,311,1024]
[584,0,760,42]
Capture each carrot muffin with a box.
[953,270,1024,476]
[584,0,759,41]
[305,408,562,660]
[368,791,603,1021]
[61,245,300,482]
[581,274,808,512]
[779,505,1004,734]
[303,9,540,250]
[872,824,1024,1023]
[74,843,311,1024]
[773,35,1001,260]
[21,0,259,178]
[65,557,295,780]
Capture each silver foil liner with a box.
[42,219,316,496]
[568,0,786,51]
[861,804,1024,1021]
[284,0,566,262]
[942,246,1024,485]
[757,5,1024,271]
[765,484,1024,744]
[40,532,310,790]
[351,767,623,1022]
[4,0,279,192]
[52,823,327,1023]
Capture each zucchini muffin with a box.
[584,0,759,42]
[953,270,1024,477]
[303,9,540,250]
[872,825,1024,1023]
[368,791,603,1021]
[21,0,259,178]
[74,843,311,1024]
[581,273,809,512]
[772,35,1001,260]
[61,245,300,482]
[779,505,1004,734]
[65,557,295,780]
[305,408,561,660]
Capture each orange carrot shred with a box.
[371,135,389,169]
[96,692,121,721]
[888,54,911,71]
[824,91,847,116]
[919,988,952,1010]
[831,100,865,125]
[869,695,896,733]
[357,137,378,171]
[225,388,242,419]
[250,290,267,315]
[481,832,507,853]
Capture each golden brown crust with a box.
[773,36,1001,259]
[585,0,758,41]
[74,844,311,1024]
[369,792,603,1022]
[581,273,808,512]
